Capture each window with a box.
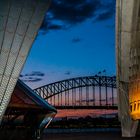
[138,103,140,110]
[134,104,136,111]
[130,105,132,112]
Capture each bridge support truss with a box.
[116,0,140,137]
[34,76,117,109]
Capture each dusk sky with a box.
[20,0,116,89]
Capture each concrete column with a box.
[116,0,140,137]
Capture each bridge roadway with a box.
[54,105,118,110]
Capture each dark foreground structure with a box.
[43,132,140,140]
[0,80,57,140]
[0,0,56,139]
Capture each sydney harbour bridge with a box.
[34,75,117,110]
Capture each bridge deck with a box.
[54,106,118,109]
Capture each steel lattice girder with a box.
[0,0,50,123]
[34,76,116,99]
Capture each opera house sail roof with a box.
[2,80,57,139]
[0,0,50,123]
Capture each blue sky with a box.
[20,0,116,89]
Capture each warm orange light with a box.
[130,102,140,120]
[129,80,140,120]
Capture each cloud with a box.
[64,71,71,75]
[40,21,65,32]
[24,71,45,77]
[40,0,115,33]
[49,0,101,24]
[19,74,24,78]
[95,3,115,21]
[20,71,45,83]
[96,10,113,21]
[22,78,43,83]
[72,37,82,43]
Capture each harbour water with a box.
[42,131,140,140]
[44,128,120,133]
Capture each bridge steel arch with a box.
[34,76,117,109]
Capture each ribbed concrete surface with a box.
[0,0,50,123]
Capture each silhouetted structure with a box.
[35,76,117,109]
[1,80,57,140]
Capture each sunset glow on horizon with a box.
[55,109,118,118]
